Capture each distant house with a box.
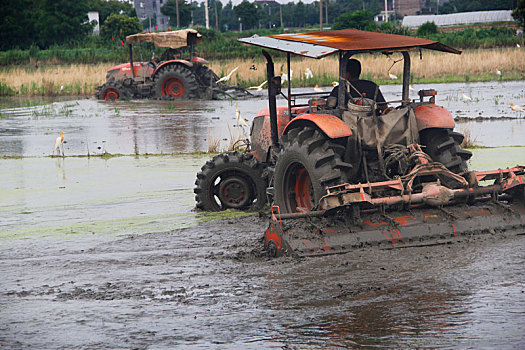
[88,11,100,35]
[134,0,170,31]
[394,0,423,17]
[402,10,514,29]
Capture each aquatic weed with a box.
[0,81,16,96]
[31,104,56,118]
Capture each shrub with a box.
[417,21,438,36]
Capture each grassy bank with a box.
[0,48,523,97]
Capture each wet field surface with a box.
[0,80,524,158]
[1,81,524,348]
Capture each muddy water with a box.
[1,81,525,349]
[0,81,524,157]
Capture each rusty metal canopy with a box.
[238,35,338,58]
[126,29,202,49]
[238,29,460,58]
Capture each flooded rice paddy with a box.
[1,80,524,349]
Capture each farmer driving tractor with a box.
[330,58,393,114]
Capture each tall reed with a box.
[0,48,523,97]
[209,48,525,88]
[0,63,108,96]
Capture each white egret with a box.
[305,68,314,79]
[235,104,248,128]
[216,66,239,84]
[248,80,267,91]
[462,90,472,102]
[510,102,523,112]
[54,131,67,156]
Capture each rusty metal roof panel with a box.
[239,29,460,57]
[238,35,339,58]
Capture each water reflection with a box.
[1,81,524,157]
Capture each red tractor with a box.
[194,29,525,256]
[96,29,244,101]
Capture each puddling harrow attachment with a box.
[265,165,525,257]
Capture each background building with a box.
[134,0,170,31]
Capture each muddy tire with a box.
[153,64,199,99]
[196,65,219,88]
[95,81,132,101]
[194,151,268,211]
[274,127,352,213]
[420,128,472,174]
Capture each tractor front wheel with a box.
[95,81,132,101]
[274,127,351,213]
[154,65,199,99]
[194,151,268,211]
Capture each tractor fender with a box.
[413,104,455,131]
[192,57,209,65]
[154,60,193,76]
[283,114,352,139]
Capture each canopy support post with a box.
[402,51,410,105]
[129,44,135,78]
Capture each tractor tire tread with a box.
[194,151,268,211]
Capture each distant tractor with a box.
[95,29,246,101]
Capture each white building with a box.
[402,10,514,28]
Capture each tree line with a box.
[0,0,521,51]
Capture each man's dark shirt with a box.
[330,79,386,106]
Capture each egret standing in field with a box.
[54,131,67,156]
[216,66,239,84]
[305,68,314,79]
[510,102,523,117]
[462,90,472,102]
[235,104,248,128]
[281,69,293,83]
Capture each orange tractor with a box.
[95,29,247,100]
[194,29,525,257]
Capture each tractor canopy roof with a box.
[238,29,461,58]
[126,29,202,49]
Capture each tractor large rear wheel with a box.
[194,151,268,211]
[420,128,472,175]
[274,127,352,213]
[154,65,199,99]
[196,65,219,88]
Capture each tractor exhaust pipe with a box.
[263,50,279,151]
